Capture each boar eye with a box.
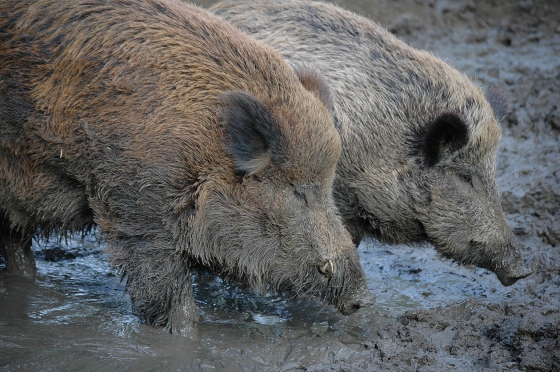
[459,174,473,187]
[294,189,308,205]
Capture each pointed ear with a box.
[292,62,333,112]
[416,113,469,167]
[219,91,286,174]
[485,86,511,122]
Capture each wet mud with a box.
[1,0,559,370]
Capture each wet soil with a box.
[1,0,559,371]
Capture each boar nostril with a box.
[340,297,367,315]
[318,260,335,278]
[339,287,375,315]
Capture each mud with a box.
[1,0,559,371]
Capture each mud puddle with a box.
[0,232,524,371]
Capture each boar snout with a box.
[470,240,532,286]
[320,254,375,315]
[338,286,375,315]
[495,256,532,286]
[497,266,532,286]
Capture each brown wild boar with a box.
[0,0,372,334]
[211,0,531,286]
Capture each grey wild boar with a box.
[0,0,372,334]
[211,0,531,286]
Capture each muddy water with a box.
[2,0,560,370]
[1,232,518,370]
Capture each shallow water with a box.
[0,232,517,370]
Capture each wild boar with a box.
[211,0,531,286]
[0,0,372,334]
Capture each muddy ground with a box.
[1,0,559,371]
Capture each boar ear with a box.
[292,62,333,112]
[219,91,286,174]
[417,113,469,167]
[486,86,511,123]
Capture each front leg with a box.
[0,214,36,278]
[113,244,198,336]
[164,271,198,336]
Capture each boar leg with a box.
[0,215,36,278]
[122,247,198,336]
[163,269,198,336]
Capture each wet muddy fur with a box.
[0,0,371,333]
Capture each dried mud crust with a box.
[190,0,560,371]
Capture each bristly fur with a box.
[212,0,530,286]
[0,0,370,334]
